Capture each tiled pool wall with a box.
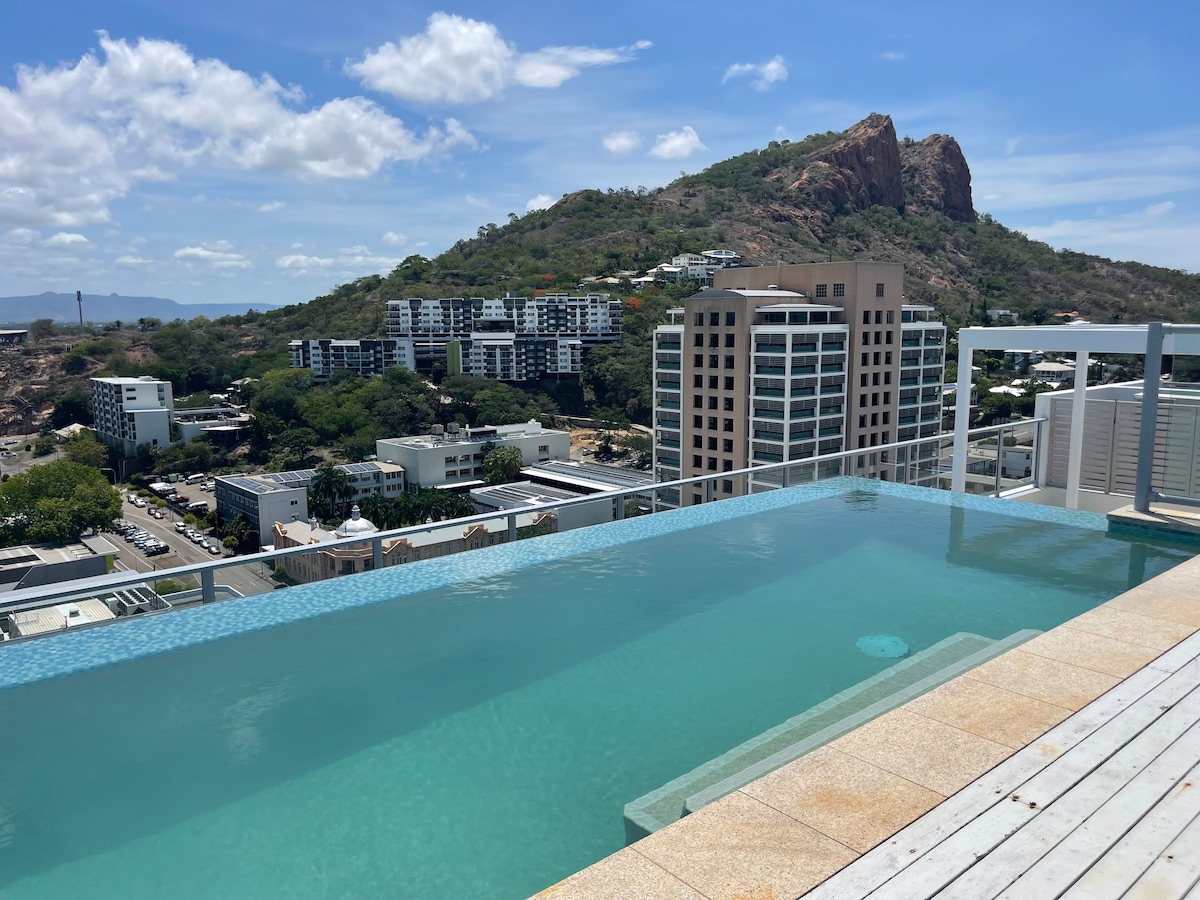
[0,478,1114,690]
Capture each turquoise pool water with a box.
[0,483,1193,898]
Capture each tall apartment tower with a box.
[90,375,175,457]
[652,262,945,506]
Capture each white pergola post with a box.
[951,339,974,492]
[1064,350,1089,510]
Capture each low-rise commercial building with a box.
[376,421,570,489]
[215,461,406,548]
[271,505,557,583]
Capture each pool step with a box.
[623,629,1041,843]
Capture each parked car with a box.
[175,522,188,533]
[2,439,19,446]
[208,544,221,554]
[133,498,147,508]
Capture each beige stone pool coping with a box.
[532,552,1200,900]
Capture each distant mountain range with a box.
[0,292,281,326]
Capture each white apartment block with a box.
[214,461,407,549]
[375,421,571,489]
[652,262,945,507]
[288,338,415,380]
[90,376,174,457]
[384,292,621,381]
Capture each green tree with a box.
[61,431,110,468]
[0,461,122,544]
[278,427,318,462]
[308,463,355,519]
[483,446,524,484]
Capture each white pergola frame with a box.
[952,324,1200,509]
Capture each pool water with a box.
[0,486,1192,898]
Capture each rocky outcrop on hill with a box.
[791,114,905,212]
[900,134,976,222]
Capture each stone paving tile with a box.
[1105,584,1200,628]
[533,847,705,900]
[1065,605,1195,651]
[633,791,858,900]
[1019,626,1162,678]
[826,708,1013,797]
[964,648,1120,710]
[904,675,1074,750]
[741,746,945,853]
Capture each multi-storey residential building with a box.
[385,292,621,381]
[288,338,415,381]
[375,421,570,489]
[90,376,174,457]
[648,250,743,286]
[214,461,407,549]
[652,262,945,506]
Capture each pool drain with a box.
[856,634,910,658]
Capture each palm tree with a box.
[308,464,355,521]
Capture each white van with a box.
[185,473,206,485]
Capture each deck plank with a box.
[802,632,1200,900]
[997,723,1200,900]
[868,684,1200,899]
[1062,761,1200,899]
[1121,808,1200,899]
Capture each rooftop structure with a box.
[0,535,121,594]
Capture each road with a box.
[112,499,277,599]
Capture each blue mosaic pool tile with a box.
[0,477,1112,690]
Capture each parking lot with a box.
[112,498,278,598]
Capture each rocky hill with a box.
[380,112,1197,327]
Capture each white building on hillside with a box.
[90,376,174,457]
[384,293,621,381]
[376,421,570,489]
[288,338,415,380]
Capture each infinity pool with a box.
[0,480,1192,898]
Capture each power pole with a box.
[76,290,83,329]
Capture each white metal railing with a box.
[0,420,1044,624]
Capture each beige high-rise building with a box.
[651,262,945,506]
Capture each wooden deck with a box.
[803,629,1200,900]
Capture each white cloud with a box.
[257,201,286,213]
[276,254,333,269]
[115,255,153,266]
[381,230,408,246]
[649,126,706,160]
[721,55,788,91]
[1023,201,1200,271]
[602,130,640,155]
[44,232,90,247]
[525,194,554,211]
[0,31,476,228]
[348,13,649,104]
[174,243,251,269]
[973,140,1200,211]
[2,228,41,245]
[465,194,489,208]
[336,246,402,270]
[881,51,906,62]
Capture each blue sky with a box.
[1,1,1197,305]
